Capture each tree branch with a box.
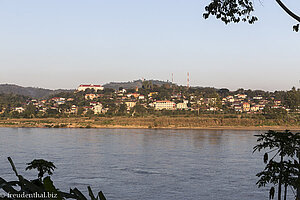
[275,0,300,22]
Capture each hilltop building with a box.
[77,84,104,92]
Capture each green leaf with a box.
[98,191,107,200]
[88,186,97,200]
[43,176,62,200]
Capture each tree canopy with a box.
[203,0,300,32]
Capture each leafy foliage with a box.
[254,130,300,200]
[0,158,107,200]
[26,159,56,180]
[203,0,300,32]
[203,0,258,24]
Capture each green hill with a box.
[103,79,172,90]
[0,84,73,99]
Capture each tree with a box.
[284,87,300,111]
[24,103,37,118]
[263,107,288,120]
[204,0,300,32]
[254,130,300,200]
[118,103,127,115]
[26,159,56,181]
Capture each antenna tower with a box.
[187,72,190,88]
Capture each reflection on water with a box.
[0,128,282,200]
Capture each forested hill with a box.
[0,84,73,99]
[103,79,172,90]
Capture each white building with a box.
[154,101,176,110]
[125,102,136,110]
[176,103,188,110]
[14,107,25,113]
[93,104,104,114]
[77,84,104,92]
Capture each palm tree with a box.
[254,130,300,200]
[26,159,56,181]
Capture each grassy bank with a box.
[0,116,299,130]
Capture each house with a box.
[226,96,235,103]
[40,100,47,104]
[57,100,65,105]
[0,108,6,114]
[14,107,25,113]
[258,104,266,110]
[205,98,217,105]
[77,84,104,92]
[235,94,247,99]
[119,88,127,93]
[250,105,260,112]
[233,105,242,112]
[208,107,217,111]
[154,101,176,110]
[125,101,136,110]
[39,107,48,113]
[148,92,158,97]
[177,103,188,110]
[93,104,104,114]
[89,102,99,106]
[242,102,250,112]
[70,105,78,114]
[83,106,93,114]
[85,94,100,100]
[50,97,65,102]
[253,96,263,100]
[127,93,140,98]
[274,100,281,105]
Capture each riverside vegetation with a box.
[0,115,299,129]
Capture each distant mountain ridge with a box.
[103,79,172,90]
[0,79,172,98]
[0,84,73,99]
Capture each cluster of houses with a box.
[8,84,288,116]
[221,94,283,112]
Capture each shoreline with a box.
[0,117,299,131]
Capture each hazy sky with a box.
[0,0,299,91]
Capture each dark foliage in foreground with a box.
[0,157,106,200]
[254,130,300,200]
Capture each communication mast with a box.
[187,72,190,88]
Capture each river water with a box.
[0,128,291,199]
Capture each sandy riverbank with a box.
[0,117,299,131]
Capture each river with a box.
[0,128,289,199]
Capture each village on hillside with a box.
[0,81,299,118]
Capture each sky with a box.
[0,0,299,91]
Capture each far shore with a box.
[0,117,299,131]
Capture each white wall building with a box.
[125,102,136,110]
[154,101,176,110]
[77,84,104,92]
[93,104,104,114]
[177,103,188,110]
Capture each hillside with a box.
[103,79,172,90]
[0,84,73,99]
